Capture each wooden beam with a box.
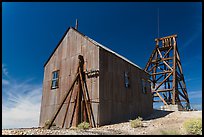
[145,48,157,71]
[154,71,173,91]
[79,68,93,127]
[155,34,177,41]
[172,37,177,105]
[69,91,79,128]
[46,73,79,129]
[155,91,168,105]
[150,71,172,75]
[62,88,74,128]
[157,48,173,71]
[163,46,173,58]
[152,88,172,93]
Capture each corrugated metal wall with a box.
[39,27,153,128]
[99,48,153,126]
[39,28,100,128]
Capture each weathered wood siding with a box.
[99,48,153,126]
[39,28,100,128]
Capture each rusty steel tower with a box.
[144,34,190,110]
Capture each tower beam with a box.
[144,34,190,110]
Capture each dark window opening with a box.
[141,79,147,94]
[124,72,130,88]
[51,70,59,89]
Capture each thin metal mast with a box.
[157,8,160,38]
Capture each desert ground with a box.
[2,109,202,135]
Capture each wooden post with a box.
[45,73,79,129]
[172,37,177,105]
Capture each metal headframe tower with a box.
[144,34,190,110]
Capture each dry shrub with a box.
[130,116,143,128]
[44,120,56,128]
[77,122,90,130]
[183,118,202,135]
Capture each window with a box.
[124,72,130,88]
[141,79,147,94]
[51,70,59,89]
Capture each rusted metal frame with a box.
[157,48,173,71]
[172,37,177,105]
[78,68,93,128]
[46,73,79,129]
[62,87,74,128]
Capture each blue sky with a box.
[2,2,202,129]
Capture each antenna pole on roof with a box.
[75,19,78,30]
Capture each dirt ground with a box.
[2,109,202,135]
[88,109,202,135]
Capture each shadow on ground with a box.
[143,109,174,120]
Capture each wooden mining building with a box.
[39,25,153,128]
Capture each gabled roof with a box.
[44,27,143,71]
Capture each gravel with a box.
[2,110,202,135]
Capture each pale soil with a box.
[2,109,202,135]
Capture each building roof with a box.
[44,27,144,71]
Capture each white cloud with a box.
[2,79,9,85]
[2,78,42,129]
[188,90,202,99]
[2,64,9,77]
[182,20,202,49]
